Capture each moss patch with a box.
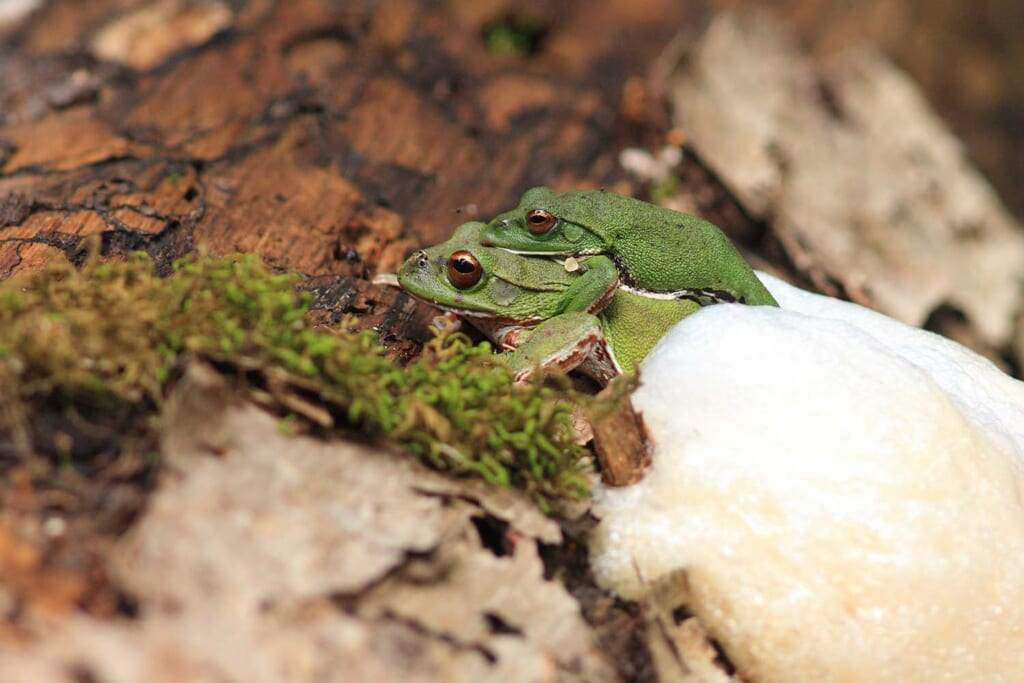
[481,14,548,58]
[0,253,594,505]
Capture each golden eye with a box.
[447,250,483,288]
[526,209,556,235]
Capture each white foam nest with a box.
[590,273,1024,683]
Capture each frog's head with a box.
[397,221,569,324]
[479,187,611,256]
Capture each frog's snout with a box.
[399,250,432,273]
[397,250,429,283]
[479,220,510,246]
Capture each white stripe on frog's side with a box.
[492,248,604,257]
[618,283,740,305]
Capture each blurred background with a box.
[712,0,1024,219]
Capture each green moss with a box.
[482,15,547,58]
[0,253,594,505]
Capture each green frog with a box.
[479,186,778,306]
[390,221,701,385]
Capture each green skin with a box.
[396,222,701,385]
[479,187,778,307]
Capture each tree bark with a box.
[0,0,721,342]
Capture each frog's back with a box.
[565,192,777,304]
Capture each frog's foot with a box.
[506,312,620,386]
[496,326,530,352]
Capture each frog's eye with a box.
[447,250,483,289]
[526,209,556,235]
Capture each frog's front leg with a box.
[504,312,620,386]
[554,255,619,314]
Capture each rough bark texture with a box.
[591,383,652,487]
[0,0,716,343]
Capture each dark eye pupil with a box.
[446,250,482,288]
[452,257,475,273]
[525,210,555,234]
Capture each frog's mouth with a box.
[399,288,545,326]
